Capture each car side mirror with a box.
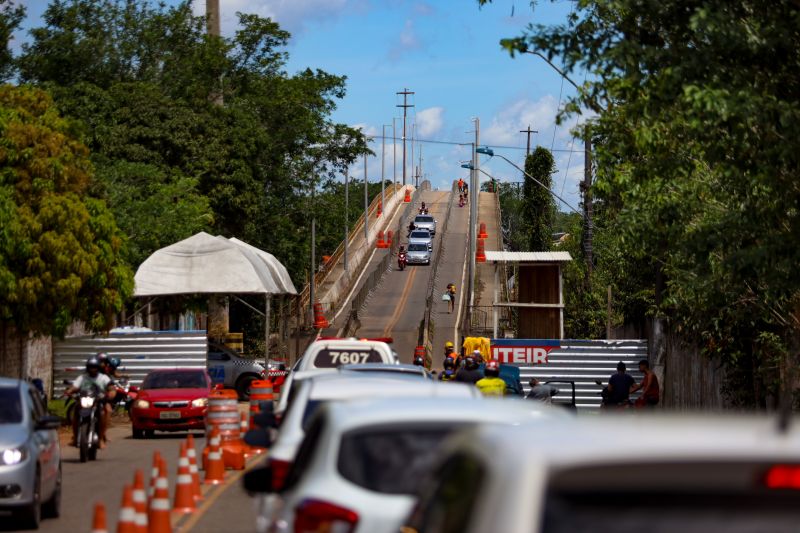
[36,415,61,430]
[243,466,274,494]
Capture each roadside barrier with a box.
[204,428,226,485]
[148,459,172,533]
[376,231,388,248]
[92,502,109,533]
[205,389,240,442]
[172,443,196,514]
[478,222,488,239]
[476,238,486,263]
[185,435,203,502]
[313,302,329,329]
[117,486,136,533]
[131,470,148,533]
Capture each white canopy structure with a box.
[134,232,297,297]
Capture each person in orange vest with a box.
[458,177,465,193]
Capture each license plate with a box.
[159,411,181,419]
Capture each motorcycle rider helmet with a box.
[413,355,425,367]
[485,360,500,377]
[400,245,405,252]
[86,356,101,370]
[444,341,454,349]
[443,357,455,370]
[97,352,109,363]
[109,357,121,370]
[464,356,477,370]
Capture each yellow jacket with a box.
[476,377,506,397]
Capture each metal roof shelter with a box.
[133,232,297,363]
[485,251,572,339]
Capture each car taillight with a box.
[764,465,800,489]
[270,459,292,491]
[294,499,358,533]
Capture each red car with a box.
[130,368,211,438]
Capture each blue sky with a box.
[16,0,587,210]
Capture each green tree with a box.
[481,0,800,406]
[0,85,133,336]
[0,0,22,81]
[523,147,556,251]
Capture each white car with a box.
[403,415,800,533]
[339,363,433,380]
[249,397,566,533]
[408,229,433,251]
[405,243,431,265]
[276,339,397,418]
[412,214,436,235]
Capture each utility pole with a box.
[468,118,479,313]
[206,0,220,36]
[381,125,387,218]
[411,122,416,187]
[396,89,414,186]
[520,125,538,155]
[418,145,423,188]
[364,152,369,240]
[344,166,349,272]
[582,133,593,287]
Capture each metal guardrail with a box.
[341,183,428,336]
[52,331,208,395]
[420,181,458,362]
[469,305,512,337]
[515,339,648,409]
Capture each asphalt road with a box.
[11,418,261,533]
[357,190,451,362]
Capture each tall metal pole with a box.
[469,119,479,309]
[392,118,397,191]
[364,152,369,240]
[264,295,271,368]
[344,167,349,272]
[396,89,414,186]
[583,134,593,287]
[411,122,416,187]
[381,125,386,216]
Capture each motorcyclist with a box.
[454,355,483,384]
[438,357,457,381]
[66,356,116,447]
[407,221,416,236]
[475,360,507,397]
[419,202,427,214]
[398,245,407,270]
[443,341,455,360]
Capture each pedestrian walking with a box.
[458,177,465,193]
[446,283,456,313]
[631,360,660,407]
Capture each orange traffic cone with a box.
[92,502,109,533]
[117,485,136,533]
[148,459,171,533]
[313,302,329,329]
[185,435,203,502]
[376,200,382,218]
[147,451,162,500]
[131,470,148,533]
[478,222,488,239]
[404,188,411,202]
[173,442,197,514]
[376,231,388,249]
[204,428,226,485]
[476,238,486,262]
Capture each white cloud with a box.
[351,123,379,137]
[481,95,560,146]
[415,106,444,137]
[195,0,352,36]
[389,19,422,60]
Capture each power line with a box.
[366,134,582,153]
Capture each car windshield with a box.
[338,423,468,494]
[410,231,430,238]
[408,243,428,252]
[0,387,22,424]
[415,216,434,223]
[142,371,207,389]
[541,492,800,533]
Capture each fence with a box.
[504,338,648,410]
[53,331,208,395]
[468,305,512,338]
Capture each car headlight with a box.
[1,448,26,466]
[134,399,150,409]
[191,398,208,408]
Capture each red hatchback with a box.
[130,368,211,438]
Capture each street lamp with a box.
[475,147,583,218]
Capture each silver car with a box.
[406,243,431,265]
[207,343,267,400]
[0,378,62,529]
[412,214,436,235]
[408,229,433,251]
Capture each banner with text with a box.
[490,339,561,365]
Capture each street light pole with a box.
[381,125,387,217]
[392,118,397,190]
[364,152,369,240]
[344,166,349,272]
[396,89,414,186]
[469,119,479,309]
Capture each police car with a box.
[207,342,267,399]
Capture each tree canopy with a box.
[522,147,556,251]
[484,0,800,406]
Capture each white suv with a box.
[403,415,800,533]
[247,397,565,533]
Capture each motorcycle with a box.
[75,386,104,462]
[398,251,407,271]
